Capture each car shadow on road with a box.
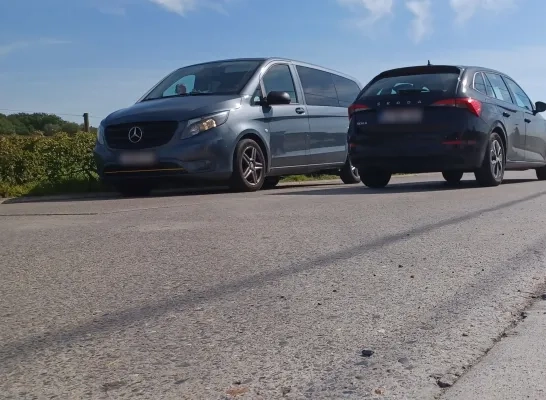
[1,182,343,204]
[268,178,537,196]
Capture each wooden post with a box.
[83,113,90,132]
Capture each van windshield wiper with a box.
[141,92,222,102]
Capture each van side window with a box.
[251,85,263,106]
[332,74,360,107]
[296,66,339,107]
[484,73,514,104]
[262,64,298,104]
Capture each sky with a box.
[0,0,544,126]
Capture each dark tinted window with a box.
[473,72,487,94]
[144,60,262,100]
[262,64,298,103]
[504,77,533,111]
[484,73,513,103]
[296,66,339,107]
[360,72,459,98]
[482,73,496,98]
[332,75,361,107]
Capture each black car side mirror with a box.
[265,91,291,105]
[535,101,546,114]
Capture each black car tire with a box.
[116,182,153,197]
[340,158,361,184]
[536,165,546,181]
[263,176,281,189]
[442,171,464,185]
[360,169,392,188]
[474,132,505,187]
[230,139,266,192]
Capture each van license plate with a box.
[379,108,423,124]
[119,152,156,166]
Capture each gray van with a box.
[94,58,362,196]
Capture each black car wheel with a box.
[230,139,266,192]
[442,171,464,185]
[536,165,546,180]
[340,157,361,184]
[360,168,392,188]
[475,132,505,187]
[262,176,281,190]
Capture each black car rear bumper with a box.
[349,141,486,174]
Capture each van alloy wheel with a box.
[241,145,264,186]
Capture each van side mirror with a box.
[266,91,291,105]
[535,101,546,114]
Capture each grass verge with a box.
[0,174,340,198]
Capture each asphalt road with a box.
[1,172,546,400]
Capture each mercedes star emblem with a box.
[128,126,143,143]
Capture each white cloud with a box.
[0,38,71,58]
[149,0,197,15]
[337,0,394,24]
[148,0,234,15]
[406,0,432,43]
[449,0,517,23]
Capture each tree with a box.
[0,112,96,135]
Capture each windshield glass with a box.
[142,60,263,101]
[360,72,460,98]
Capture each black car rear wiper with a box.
[397,88,427,94]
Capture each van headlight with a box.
[181,111,229,139]
[97,123,105,145]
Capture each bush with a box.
[0,132,98,189]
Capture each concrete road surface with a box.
[1,172,546,400]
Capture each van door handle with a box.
[502,112,510,117]
[525,118,531,123]
[295,107,305,114]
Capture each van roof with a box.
[180,57,361,86]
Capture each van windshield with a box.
[142,60,263,101]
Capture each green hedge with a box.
[0,132,100,197]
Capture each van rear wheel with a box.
[340,158,361,184]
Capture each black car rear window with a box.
[359,68,461,99]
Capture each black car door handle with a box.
[502,112,511,117]
[295,107,305,114]
[525,118,531,123]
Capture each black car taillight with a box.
[430,97,482,117]
[348,104,370,119]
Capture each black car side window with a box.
[484,73,514,104]
[473,72,487,94]
[262,64,298,104]
[503,77,534,111]
[482,73,496,98]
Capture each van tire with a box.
[230,139,266,192]
[340,158,361,184]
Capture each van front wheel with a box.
[230,139,266,192]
